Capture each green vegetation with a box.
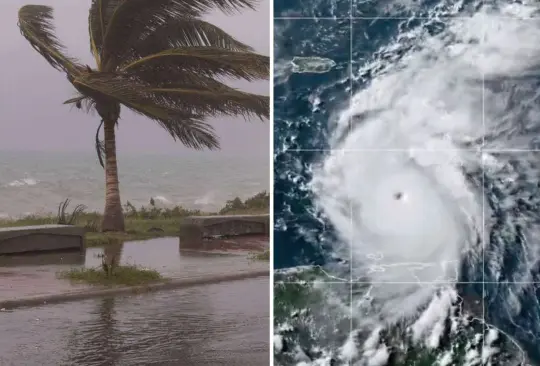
[274,268,494,366]
[249,249,270,261]
[59,265,163,287]
[57,242,163,287]
[219,191,269,214]
[17,2,269,231]
[0,192,269,247]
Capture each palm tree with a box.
[17,1,269,232]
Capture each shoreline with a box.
[0,192,269,221]
[0,270,269,310]
[0,192,270,247]
[0,203,268,221]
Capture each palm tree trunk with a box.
[101,118,125,232]
[104,241,124,269]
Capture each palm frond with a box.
[99,0,258,69]
[154,117,220,150]
[88,0,122,66]
[95,120,106,168]
[63,94,96,113]
[122,47,269,82]
[150,86,269,120]
[104,17,254,69]
[71,73,221,149]
[123,102,219,150]
[70,73,141,110]
[18,5,82,74]
[72,72,268,120]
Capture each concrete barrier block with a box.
[179,214,269,249]
[0,225,85,255]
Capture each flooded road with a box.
[0,236,266,275]
[0,277,269,365]
[0,237,268,301]
[0,237,269,364]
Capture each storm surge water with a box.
[274,1,540,365]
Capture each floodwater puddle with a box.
[0,277,269,365]
[0,237,269,365]
[0,237,268,304]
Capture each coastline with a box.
[0,192,270,247]
[0,193,270,309]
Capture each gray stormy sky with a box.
[0,0,269,155]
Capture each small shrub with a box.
[250,250,270,261]
[219,191,270,214]
[123,201,137,216]
[244,191,269,210]
[59,265,163,286]
[220,197,245,214]
[57,199,87,225]
[84,218,100,232]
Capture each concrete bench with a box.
[0,225,85,255]
[179,214,269,249]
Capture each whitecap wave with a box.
[194,192,216,206]
[7,178,38,187]
[152,195,170,203]
[149,195,172,208]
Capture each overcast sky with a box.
[0,0,269,155]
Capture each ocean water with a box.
[0,150,268,217]
[274,0,540,365]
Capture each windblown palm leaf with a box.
[122,47,268,83]
[18,1,268,231]
[90,0,256,69]
[105,18,255,70]
[19,2,268,156]
[18,5,82,74]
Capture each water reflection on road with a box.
[0,277,269,365]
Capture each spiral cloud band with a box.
[311,4,540,320]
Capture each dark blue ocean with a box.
[273,0,540,364]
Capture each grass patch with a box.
[58,265,164,286]
[0,191,269,247]
[250,249,270,261]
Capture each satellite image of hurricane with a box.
[273,0,540,365]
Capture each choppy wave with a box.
[0,151,267,217]
[6,178,38,187]
[151,195,173,206]
[194,191,216,206]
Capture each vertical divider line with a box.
[269,0,275,362]
[481,17,487,350]
[349,1,354,364]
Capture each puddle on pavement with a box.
[0,238,269,365]
[0,237,268,302]
[0,237,265,278]
[0,277,269,365]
